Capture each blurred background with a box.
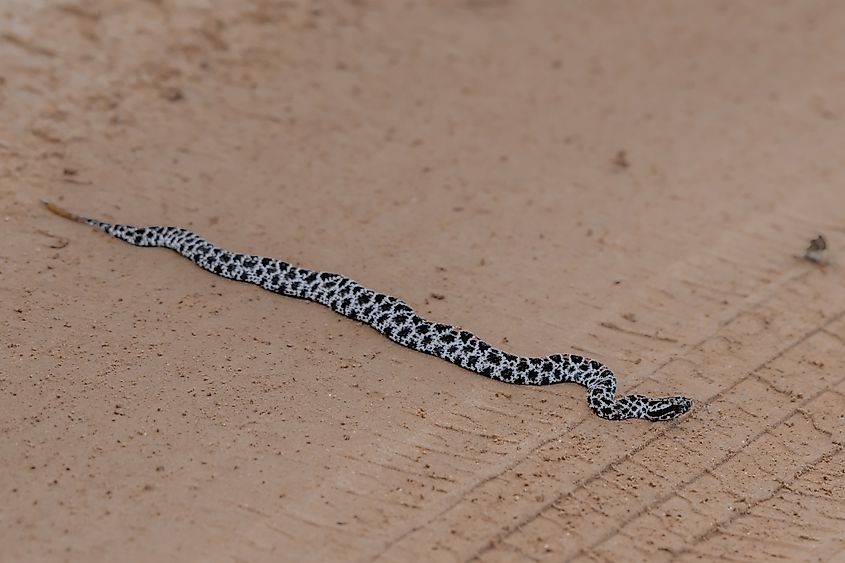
[2,2,844,562]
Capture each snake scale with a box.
[44,201,692,421]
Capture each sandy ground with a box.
[2,1,845,562]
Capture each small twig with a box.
[803,234,827,264]
[36,229,69,249]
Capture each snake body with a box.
[44,201,691,421]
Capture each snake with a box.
[44,201,692,421]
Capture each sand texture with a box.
[2,1,844,562]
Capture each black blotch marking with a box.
[650,405,685,419]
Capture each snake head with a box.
[614,394,692,421]
[643,396,692,421]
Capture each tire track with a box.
[467,311,845,562]
[369,278,840,562]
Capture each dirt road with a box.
[2,2,844,561]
